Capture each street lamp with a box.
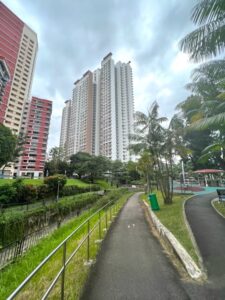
[56,179,60,201]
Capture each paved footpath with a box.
[185,193,225,298]
[81,193,205,300]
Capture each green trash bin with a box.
[148,193,160,211]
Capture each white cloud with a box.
[2,0,197,151]
[171,52,193,73]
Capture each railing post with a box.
[98,211,101,240]
[105,210,108,229]
[110,206,112,221]
[87,220,90,262]
[61,242,66,300]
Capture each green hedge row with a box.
[60,184,100,197]
[0,188,128,247]
[0,192,100,246]
[0,181,100,206]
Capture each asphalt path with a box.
[81,193,201,300]
[185,193,225,298]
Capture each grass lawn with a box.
[213,200,225,217]
[65,179,90,187]
[0,178,91,187]
[0,191,133,300]
[95,179,112,189]
[141,191,199,265]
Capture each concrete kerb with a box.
[211,198,225,219]
[143,200,203,280]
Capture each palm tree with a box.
[184,60,225,129]
[130,102,176,204]
[180,0,225,62]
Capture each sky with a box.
[3,0,198,151]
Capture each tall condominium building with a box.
[0,3,52,178]
[60,53,134,162]
[0,57,10,103]
[99,53,117,160]
[59,99,71,155]
[0,2,38,134]
[67,71,94,157]
[115,61,134,161]
[16,97,52,178]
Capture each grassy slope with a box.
[0,191,132,299]
[0,178,91,187]
[142,192,199,264]
[95,179,112,189]
[213,201,225,217]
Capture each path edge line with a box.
[143,200,202,280]
[183,196,205,274]
[211,198,225,219]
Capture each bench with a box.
[217,189,225,203]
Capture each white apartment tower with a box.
[99,53,117,160]
[60,53,134,162]
[59,100,71,154]
[67,71,94,157]
[115,61,134,161]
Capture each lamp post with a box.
[181,160,186,186]
[56,180,60,201]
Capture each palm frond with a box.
[202,142,222,153]
[191,0,225,25]
[189,112,225,129]
[191,59,225,82]
[179,20,225,62]
[198,152,212,163]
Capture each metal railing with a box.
[7,197,125,300]
[0,226,53,269]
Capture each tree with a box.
[126,161,140,182]
[0,124,17,169]
[70,152,93,179]
[176,60,225,169]
[44,174,67,199]
[130,102,175,204]
[137,152,154,192]
[180,0,225,62]
[45,147,68,176]
[110,160,127,186]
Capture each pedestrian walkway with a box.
[81,193,191,300]
[185,193,225,294]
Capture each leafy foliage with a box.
[180,0,225,61]
[0,124,17,169]
[44,174,67,195]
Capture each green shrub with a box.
[37,184,51,200]
[44,175,67,195]
[60,185,100,197]
[0,192,100,246]
[0,188,129,246]
[22,185,37,203]
[0,185,16,204]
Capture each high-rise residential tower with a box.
[67,71,94,157]
[0,57,10,103]
[16,97,52,178]
[99,53,117,160]
[0,2,38,133]
[60,53,134,162]
[59,99,71,155]
[0,3,52,179]
[115,61,134,161]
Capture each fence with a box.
[7,196,127,299]
[0,226,53,269]
[0,206,85,269]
